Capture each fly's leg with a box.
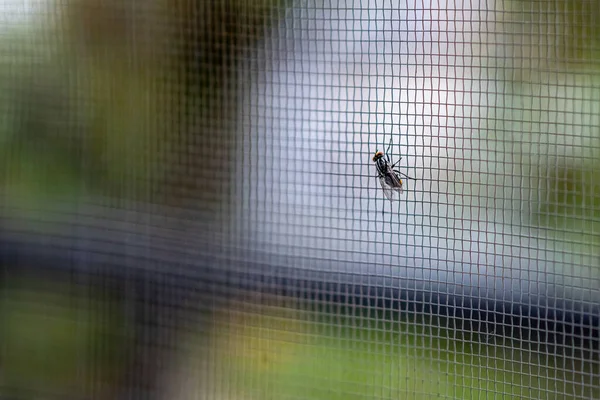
[385,137,393,163]
[393,169,417,180]
[390,158,402,169]
[385,137,393,155]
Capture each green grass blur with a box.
[196,301,599,400]
[0,277,131,399]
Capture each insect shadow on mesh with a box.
[372,137,417,207]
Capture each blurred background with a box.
[0,0,599,399]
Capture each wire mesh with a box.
[0,0,599,399]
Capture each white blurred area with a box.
[0,0,47,31]
[235,0,600,305]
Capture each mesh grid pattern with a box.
[0,0,599,399]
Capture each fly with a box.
[372,138,417,201]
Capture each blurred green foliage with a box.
[0,25,171,205]
[509,0,600,65]
[0,276,131,399]
[534,165,600,249]
[0,29,85,209]
[0,0,292,212]
[197,301,599,400]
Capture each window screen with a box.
[0,0,598,399]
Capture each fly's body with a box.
[372,139,416,201]
[373,151,405,201]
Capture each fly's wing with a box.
[378,173,404,201]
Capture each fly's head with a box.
[372,151,384,162]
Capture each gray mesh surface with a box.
[0,0,598,399]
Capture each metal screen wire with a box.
[0,0,599,399]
